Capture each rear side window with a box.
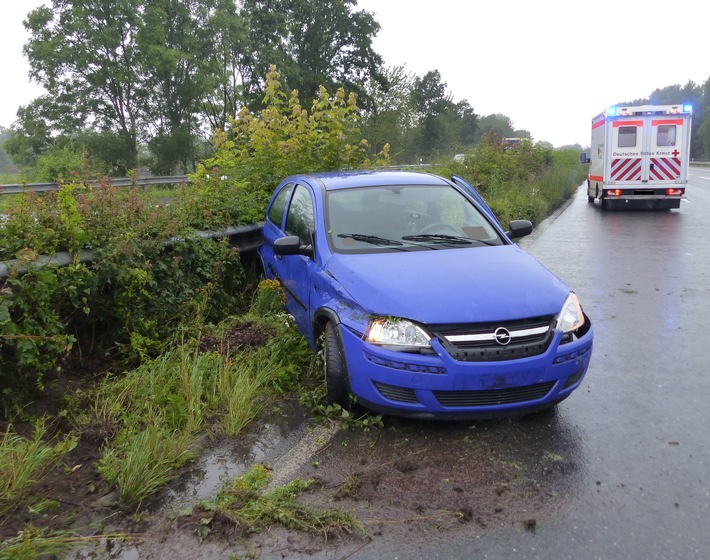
[618,126,637,148]
[267,183,293,227]
[657,125,676,147]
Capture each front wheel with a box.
[323,321,351,406]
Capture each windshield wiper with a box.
[401,234,473,245]
[337,233,404,246]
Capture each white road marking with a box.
[267,420,340,487]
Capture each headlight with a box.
[556,292,585,333]
[364,317,431,352]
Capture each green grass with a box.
[191,464,366,541]
[431,147,587,227]
[0,527,134,560]
[86,296,312,508]
[0,419,77,517]
[97,423,195,508]
[0,172,23,184]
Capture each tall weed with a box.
[97,423,194,508]
[91,309,312,506]
[0,419,77,516]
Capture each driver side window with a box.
[285,185,315,247]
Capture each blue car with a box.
[259,170,593,419]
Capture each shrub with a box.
[190,65,390,219]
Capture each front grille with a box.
[430,316,554,362]
[373,382,419,404]
[433,381,554,407]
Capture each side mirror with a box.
[273,235,313,257]
[580,152,590,164]
[506,219,533,239]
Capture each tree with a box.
[237,0,383,110]
[409,70,457,159]
[698,76,710,159]
[138,0,228,173]
[403,70,482,161]
[475,114,519,144]
[0,127,15,173]
[199,0,251,132]
[649,81,704,159]
[454,100,479,148]
[18,0,385,174]
[359,65,417,158]
[4,98,55,168]
[24,1,145,169]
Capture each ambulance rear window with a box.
[657,125,676,147]
[618,126,637,148]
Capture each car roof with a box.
[292,170,451,191]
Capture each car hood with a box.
[324,246,570,324]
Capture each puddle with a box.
[68,400,313,559]
[164,400,310,507]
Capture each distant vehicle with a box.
[503,137,526,151]
[258,170,593,419]
[582,104,692,210]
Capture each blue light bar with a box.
[606,106,618,116]
[683,104,693,113]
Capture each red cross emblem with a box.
[672,149,680,157]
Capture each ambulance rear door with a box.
[609,118,644,186]
[643,116,688,186]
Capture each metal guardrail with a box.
[0,222,264,280]
[0,175,189,195]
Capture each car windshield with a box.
[326,184,503,253]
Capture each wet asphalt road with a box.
[354,169,710,560]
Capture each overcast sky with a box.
[2,0,708,148]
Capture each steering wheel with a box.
[419,222,460,235]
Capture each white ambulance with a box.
[583,104,692,209]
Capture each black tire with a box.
[323,321,351,406]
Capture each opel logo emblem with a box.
[494,327,512,346]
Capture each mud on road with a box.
[88,407,585,560]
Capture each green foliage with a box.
[1,265,83,389]
[250,279,286,316]
[432,138,584,226]
[0,418,77,516]
[31,145,89,183]
[17,0,384,176]
[0,526,76,560]
[88,310,311,506]
[192,66,390,213]
[297,345,384,431]
[0,527,132,560]
[0,180,248,401]
[0,127,16,173]
[190,464,365,539]
[97,423,195,508]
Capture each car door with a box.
[269,183,318,337]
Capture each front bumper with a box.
[340,322,593,419]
